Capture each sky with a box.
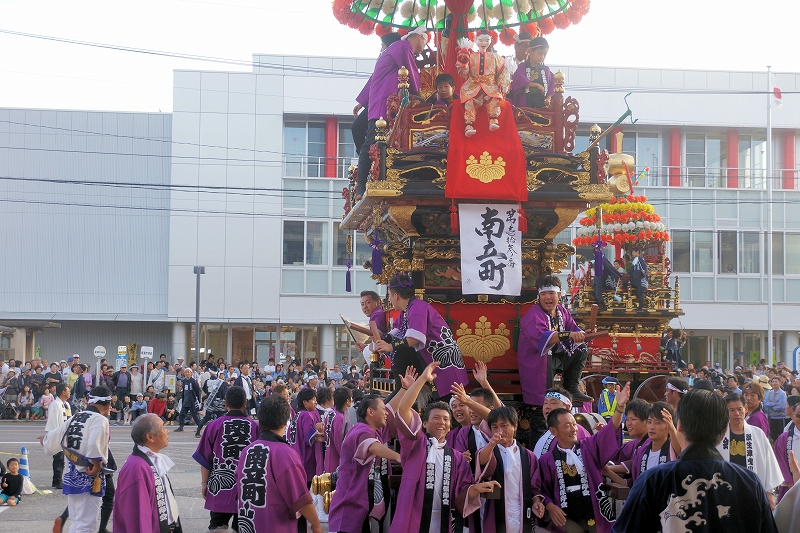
[0,0,799,113]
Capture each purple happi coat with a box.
[192,412,260,513]
[774,426,799,500]
[113,452,174,533]
[323,408,346,473]
[518,303,582,406]
[367,40,420,121]
[629,438,677,484]
[539,422,621,533]
[293,409,324,482]
[453,422,491,454]
[747,407,771,438]
[389,410,483,533]
[328,406,396,533]
[370,307,387,334]
[509,60,554,108]
[392,298,469,397]
[479,444,542,533]
[236,432,313,533]
[534,423,591,459]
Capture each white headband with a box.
[538,285,561,294]
[666,382,688,394]
[544,391,572,408]
[87,395,112,404]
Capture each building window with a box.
[786,233,800,275]
[283,178,347,218]
[738,134,766,189]
[693,231,713,272]
[672,230,690,272]
[739,232,760,274]
[284,121,326,177]
[685,134,726,188]
[333,223,349,267]
[718,231,737,274]
[282,220,329,266]
[338,122,357,178]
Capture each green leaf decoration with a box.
[517,12,529,22]
[402,17,412,26]
[484,0,493,9]
[383,14,393,22]
[500,0,513,6]
[366,8,379,18]
[468,4,476,14]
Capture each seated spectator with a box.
[39,387,55,420]
[130,393,148,422]
[122,395,132,425]
[16,386,35,421]
[109,394,123,425]
[163,393,178,425]
[148,393,166,418]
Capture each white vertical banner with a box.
[459,203,522,296]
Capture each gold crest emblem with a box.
[465,151,506,183]
[455,316,511,363]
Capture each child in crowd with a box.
[510,36,553,109]
[425,73,458,106]
[122,395,132,425]
[39,386,55,420]
[0,458,23,506]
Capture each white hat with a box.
[402,25,428,42]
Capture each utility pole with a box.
[194,266,205,362]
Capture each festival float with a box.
[334,0,682,407]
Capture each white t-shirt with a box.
[498,444,522,533]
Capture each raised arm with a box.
[472,362,501,408]
[610,382,631,431]
[450,383,490,421]
[387,366,418,414]
[399,363,438,428]
[661,407,683,456]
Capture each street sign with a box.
[116,346,128,372]
[140,346,154,359]
[93,346,106,359]
[794,345,800,371]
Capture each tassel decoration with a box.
[345,256,352,293]
[450,200,459,234]
[518,205,528,234]
[371,233,383,275]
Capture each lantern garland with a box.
[573,195,671,248]
[332,0,591,36]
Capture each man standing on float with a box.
[518,275,593,446]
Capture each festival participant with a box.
[175,367,203,436]
[196,365,228,434]
[113,414,182,533]
[716,393,783,509]
[518,275,592,446]
[603,399,650,487]
[628,249,649,310]
[355,290,388,362]
[773,401,800,500]
[192,386,260,532]
[293,388,325,490]
[457,31,508,136]
[433,73,457,105]
[233,363,256,415]
[351,32,403,153]
[509,36,554,109]
[235,395,323,533]
[597,377,619,421]
[448,395,470,447]
[532,388,592,459]
[501,31,533,89]
[773,448,800,533]
[538,382,631,533]
[744,381,771,437]
[629,402,680,484]
[612,390,777,533]
[42,386,112,533]
[327,368,412,533]
[390,362,498,533]
[477,405,545,533]
[663,376,689,410]
[323,387,352,474]
[44,383,72,489]
[354,26,425,200]
[374,273,469,404]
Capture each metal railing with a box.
[627,165,798,190]
[284,155,357,179]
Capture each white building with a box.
[1,54,799,370]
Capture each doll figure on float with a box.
[456,32,508,137]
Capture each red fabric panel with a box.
[727,128,738,188]
[445,99,528,202]
[325,117,338,178]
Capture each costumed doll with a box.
[456,32,508,137]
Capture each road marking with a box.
[0,507,8,514]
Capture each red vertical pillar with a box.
[727,129,739,188]
[325,116,338,178]
[609,127,623,154]
[669,128,681,187]
[783,130,796,190]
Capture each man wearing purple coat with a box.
[292,388,325,484]
[390,362,499,533]
[355,290,387,361]
[509,37,554,109]
[236,395,323,533]
[192,386,260,532]
[114,414,182,533]
[354,26,426,200]
[774,402,800,500]
[518,275,593,448]
[375,273,470,404]
[743,381,772,438]
[323,387,352,474]
[328,369,414,533]
[539,382,630,533]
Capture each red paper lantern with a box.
[499,27,517,46]
[538,17,555,34]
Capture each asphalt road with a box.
[0,420,223,533]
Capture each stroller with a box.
[0,387,18,420]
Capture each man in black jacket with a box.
[112,364,130,400]
[175,367,203,436]
[233,363,255,416]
